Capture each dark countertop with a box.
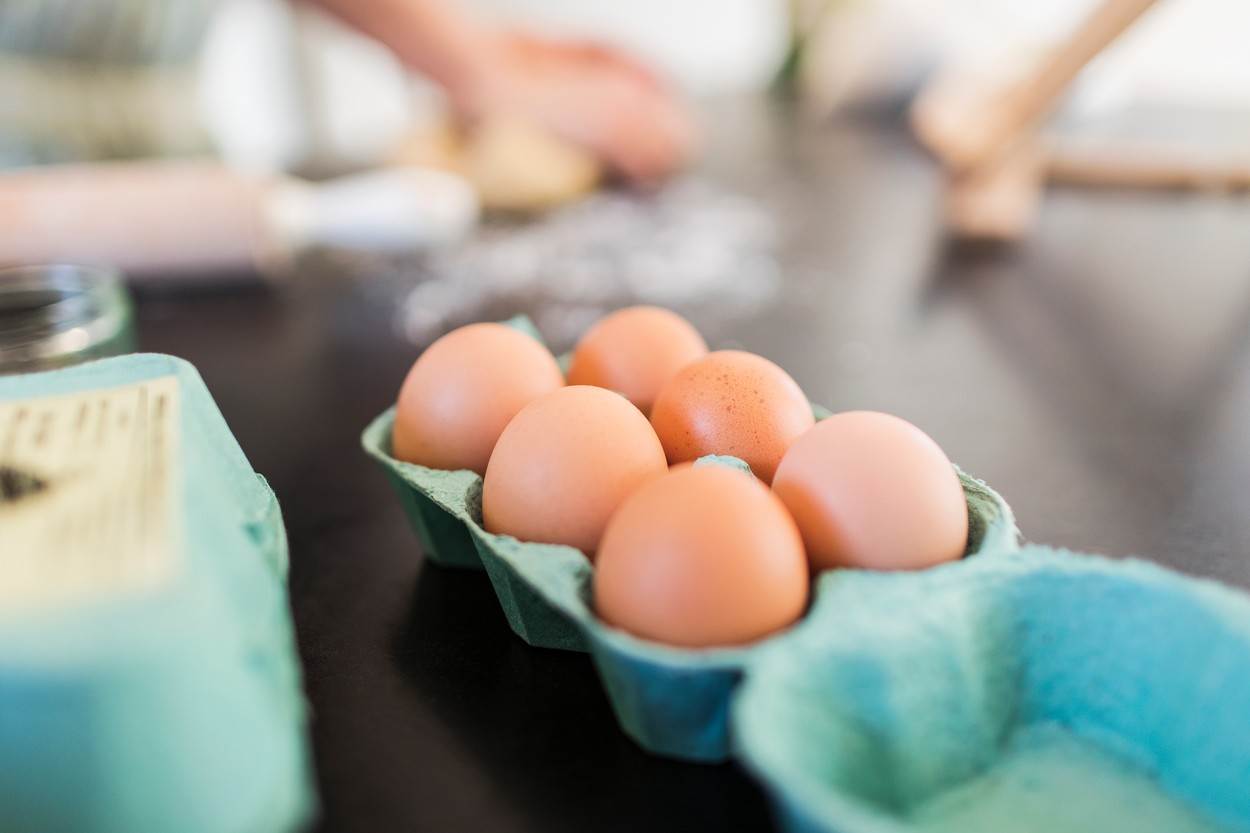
[134,98,1250,832]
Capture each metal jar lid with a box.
[0,265,133,374]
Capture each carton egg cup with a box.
[732,548,1250,833]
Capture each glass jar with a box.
[0,265,134,374]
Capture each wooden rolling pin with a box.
[1047,143,1250,191]
[946,140,1250,242]
[912,0,1159,174]
[0,161,478,282]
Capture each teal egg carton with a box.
[362,401,1017,763]
[732,548,1250,833]
[0,355,314,833]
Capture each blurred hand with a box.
[454,32,696,183]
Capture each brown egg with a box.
[392,323,564,474]
[483,386,668,554]
[595,464,809,648]
[566,306,708,414]
[772,411,969,571]
[649,350,815,484]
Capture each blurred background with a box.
[4,0,1249,170]
[6,0,1250,346]
[1,0,1247,164]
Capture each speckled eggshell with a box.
[649,350,815,484]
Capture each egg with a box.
[483,386,668,553]
[772,411,968,571]
[649,350,815,484]
[566,306,708,414]
[595,464,809,648]
[392,323,564,474]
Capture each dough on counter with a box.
[392,118,601,214]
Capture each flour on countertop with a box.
[391,178,781,349]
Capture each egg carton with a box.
[366,395,1250,832]
[362,400,1018,763]
[0,355,314,833]
[733,548,1250,833]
